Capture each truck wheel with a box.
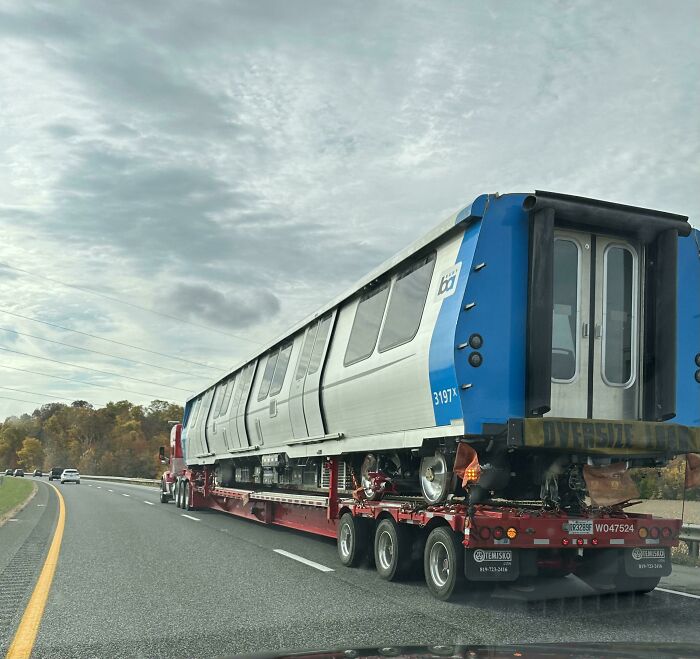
[337,513,368,567]
[175,478,182,508]
[183,480,192,510]
[424,525,463,601]
[159,481,169,504]
[374,517,412,581]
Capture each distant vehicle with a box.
[48,467,64,481]
[13,469,25,477]
[4,468,12,476]
[60,469,80,484]
[33,469,42,477]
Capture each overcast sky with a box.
[0,0,698,418]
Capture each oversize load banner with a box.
[512,418,700,455]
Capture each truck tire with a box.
[183,480,191,510]
[337,513,368,567]
[424,525,464,601]
[374,517,412,581]
[159,481,169,504]
[175,478,182,508]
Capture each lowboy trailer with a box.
[161,424,681,600]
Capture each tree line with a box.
[0,400,183,478]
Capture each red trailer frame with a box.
[163,457,681,599]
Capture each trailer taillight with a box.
[576,538,584,546]
[492,526,505,540]
[591,538,599,545]
[638,527,648,538]
[478,526,492,540]
[562,538,570,546]
[661,526,672,538]
[649,526,660,539]
[506,527,518,539]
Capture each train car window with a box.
[603,245,636,386]
[185,398,201,428]
[378,253,436,352]
[308,314,332,374]
[232,363,252,413]
[295,324,318,380]
[269,342,293,396]
[211,381,228,418]
[215,376,236,418]
[257,350,280,401]
[551,239,579,381]
[344,282,390,366]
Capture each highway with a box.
[3,480,700,658]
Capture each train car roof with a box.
[185,192,493,402]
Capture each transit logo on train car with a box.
[435,262,462,300]
[520,418,700,454]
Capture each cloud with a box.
[163,282,280,330]
[0,0,698,419]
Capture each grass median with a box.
[0,476,36,519]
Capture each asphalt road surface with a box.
[3,479,700,658]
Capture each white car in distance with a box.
[60,469,81,484]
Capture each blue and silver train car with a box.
[181,191,700,506]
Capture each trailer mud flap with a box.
[623,547,672,578]
[465,548,519,581]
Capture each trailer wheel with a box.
[374,517,412,581]
[587,574,661,595]
[184,480,195,511]
[424,525,463,601]
[337,513,368,567]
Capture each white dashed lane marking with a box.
[273,549,334,573]
[181,514,200,522]
[121,493,130,497]
[143,501,154,506]
[657,587,700,600]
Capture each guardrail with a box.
[81,475,160,488]
[680,523,700,558]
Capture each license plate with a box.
[568,520,593,535]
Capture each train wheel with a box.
[360,454,382,500]
[424,525,463,601]
[419,452,451,504]
[337,513,368,567]
[374,517,412,581]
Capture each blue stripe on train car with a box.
[675,228,700,426]
[453,193,530,434]
[428,217,482,426]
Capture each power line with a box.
[0,385,80,403]
[0,364,178,401]
[0,346,193,392]
[0,394,63,407]
[0,325,211,379]
[0,307,224,372]
[0,261,262,344]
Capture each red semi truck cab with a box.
[159,423,185,504]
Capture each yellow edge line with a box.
[6,483,66,659]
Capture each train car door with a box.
[233,361,258,448]
[549,229,641,420]
[289,323,317,438]
[194,387,216,455]
[301,312,336,436]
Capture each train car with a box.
[179,191,700,509]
